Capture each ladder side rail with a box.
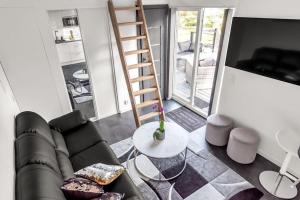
[108,0,141,127]
[136,0,165,120]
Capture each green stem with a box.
[160,120,164,132]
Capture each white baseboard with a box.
[119,105,132,114]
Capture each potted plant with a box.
[153,105,165,141]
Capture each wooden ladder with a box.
[108,0,165,127]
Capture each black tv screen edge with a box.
[226,17,300,86]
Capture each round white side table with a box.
[259,130,300,199]
[73,69,89,81]
[131,122,188,181]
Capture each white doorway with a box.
[48,9,97,119]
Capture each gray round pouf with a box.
[227,128,260,164]
[205,114,233,146]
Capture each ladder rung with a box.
[127,62,152,70]
[121,35,146,41]
[118,21,143,26]
[130,75,154,83]
[139,112,161,121]
[136,100,159,109]
[125,49,149,56]
[133,88,157,96]
[115,6,140,11]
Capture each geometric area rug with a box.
[110,127,263,200]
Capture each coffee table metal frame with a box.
[127,147,188,181]
[127,122,189,182]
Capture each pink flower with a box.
[160,106,164,112]
[152,103,164,113]
[152,104,158,110]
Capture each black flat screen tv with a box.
[226,17,300,86]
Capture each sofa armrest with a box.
[49,110,88,133]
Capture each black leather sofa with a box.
[236,47,300,84]
[15,110,143,200]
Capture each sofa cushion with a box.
[104,173,143,200]
[56,151,75,180]
[16,164,65,200]
[74,163,125,185]
[96,192,124,200]
[70,141,142,199]
[279,51,300,71]
[252,47,280,64]
[16,111,55,146]
[15,133,60,174]
[61,177,104,199]
[52,129,69,156]
[64,121,105,156]
[70,141,119,171]
[49,110,88,133]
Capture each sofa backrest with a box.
[15,133,61,174]
[252,47,281,64]
[15,111,55,146]
[15,111,74,200]
[252,47,300,71]
[279,50,300,71]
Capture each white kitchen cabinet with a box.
[55,40,85,65]
[56,43,71,64]
[69,41,85,62]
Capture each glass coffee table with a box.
[129,121,189,181]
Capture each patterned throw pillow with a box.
[91,192,125,200]
[74,163,125,185]
[61,177,104,199]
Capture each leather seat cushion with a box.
[56,151,75,180]
[104,172,143,200]
[279,51,300,71]
[70,141,142,199]
[16,164,66,200]
[52,130,69,156]
[15,133,60,174]
[70,141,119,171]
[252,47,280,63]
[63,121,105,156]
[16,111,55,146]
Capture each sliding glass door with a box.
[173,8,227,117]
[174,11,198,101]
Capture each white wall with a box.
[218,0,300,176]
[169,0,238,8]
[0,0,122,120]
[0,7,69,121]
[0,63,19,200]
[78,8,118,118]
[235,0,300,19]
[109,0,140,113]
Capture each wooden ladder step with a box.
[127,62,152,70]
[121,35,146,41]
[125,49,149,56]
[136,99,159,109]
[108,0,165,127]
[130,75,154,83]
[139,111,161,121]
[133,87,157,96]
[115,6,141,11]
[118,21,143,26]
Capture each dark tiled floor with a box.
[94,99,300,200]
[94,100,182,145]
[62,62,95,118]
